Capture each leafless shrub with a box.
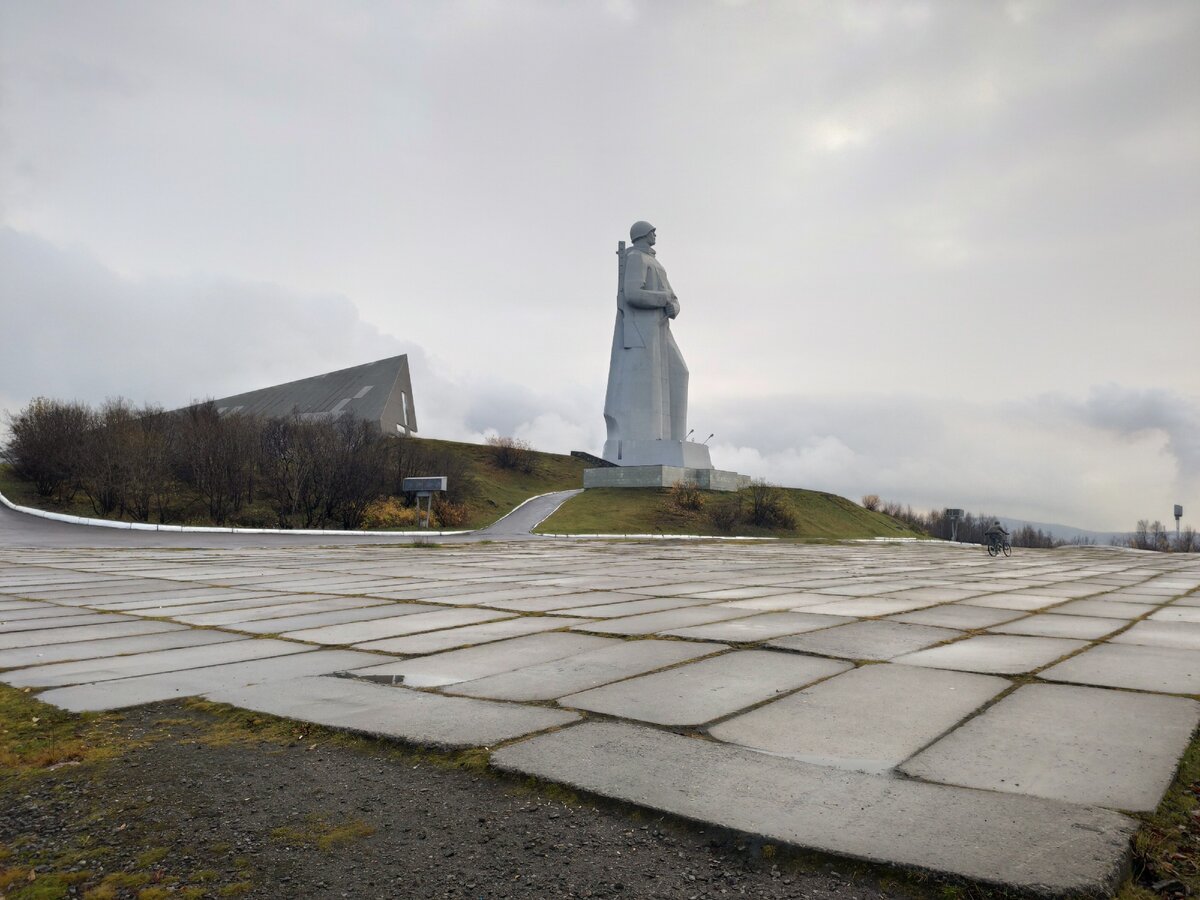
[486,435,536,474]
[745,480,796,530]
[669,480,705,512]
[861,494,881,512]
[708,496,742,533]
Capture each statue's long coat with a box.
[602,245,689,461]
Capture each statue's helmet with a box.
[630,220,656,242]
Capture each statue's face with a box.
[646,229,656,246]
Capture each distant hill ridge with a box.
[995,517,1128,545]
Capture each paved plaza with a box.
[2,514,1199,896]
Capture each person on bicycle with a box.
[985,520,1009,541]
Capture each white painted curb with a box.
[0,489,470,537]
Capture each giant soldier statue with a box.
[602,221,712,469]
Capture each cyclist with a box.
[984,519,1010,554]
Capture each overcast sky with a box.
[2,0,1197,531]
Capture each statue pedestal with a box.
[584,465,750,493]
[601,439,712,469]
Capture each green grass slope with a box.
[535,486,926,540]
[416,438,587,529]
[0,440,588,531]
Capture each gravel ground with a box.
[0,703,912,900]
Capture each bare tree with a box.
[2,397,92,500]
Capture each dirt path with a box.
[0,702,909,900]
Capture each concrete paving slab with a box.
[768,621,960,661]
[902,683,1200,811]
[0,638,306,688]
[1051,599,1158,619]
[568,607,751,636]
[896,635,1088,674]
[879,587,985,603]
[888,605,1023,630]
[37,649,392,712]
[350,633,613,686]
[354,617,590,655]
[0,599,58,612]
[797,597,941,617]
[720,592,857,611]
[228,604,438,635]
[487,591,648,612]
[0,605,100,622]
[0,612,134,633]
[96,590,281,611]
[988,614,1124,640]
[1149,606,1200,624]
[710,664,1008,773]
[625,582,740,597]
[1040,643,1200,695]
[174,596,389,627]
[283,608,504,645]
[208,675,578,749]
[345,610,515,648]
[547,596,709,618]
[806,582,907,597]
[562,650,849,726]
[661,611,853,642]
[0,619,183,650]
[685,587,798,601]
[0,628,233,670]
[1110,620,1200,651]
[963,593,1068,611]
[491,721,1136,896]
[447,640,726,701]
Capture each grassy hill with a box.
[2,441,922,539]
[536,486,926,541]
[0,439,588,531]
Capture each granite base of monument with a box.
[584,465,751,492]
[601,438,713,468]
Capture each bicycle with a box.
[986,533,1012,557]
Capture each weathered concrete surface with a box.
[768,621,960,661]
[890,605,1024,630]
[1040,643,1200,694]
[569,606,751,636]
[988,614,1124,640]
[0,628,231,670]
[357,616,590,655]
[1110,620,1200,650]
[709,664,1008,773]
[446,640,725,701]
[350,633,612,687]
[37,649,391,712]
[228,604,436,635]
[561,650,849,726]
[896,634,1087,674]
[209,675,578,749]
[902,683,1200,811]
[0,619,185,650]
[285,608,506,646]
[0,638,305,688]
[662,611,851,642]
[491,721,1138,896]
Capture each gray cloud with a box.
[1,2,1197,531]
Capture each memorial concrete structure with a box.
[589,221,748,491]
[205,355,418,435]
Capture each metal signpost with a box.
[1176,504,1184,542]
[945,508,964,543]
[402,477,448,529]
